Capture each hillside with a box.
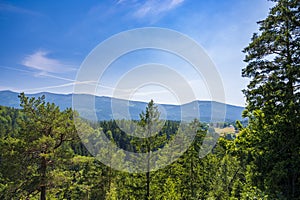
[0,90,244,122]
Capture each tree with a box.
[179,119,206,199]
[125,100,167,199]
[0,93,78,199]
[138,99,164,200]
[239,0,300,198]
[242,0,299,113]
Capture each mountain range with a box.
[0,90,245,122]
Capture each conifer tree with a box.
[239,0,300,198]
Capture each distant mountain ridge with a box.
[0,90,244,122]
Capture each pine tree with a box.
[128,100,167,199]
[240,0,300,198]
[0,93,78,199]
[138,99,164,200]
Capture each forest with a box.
[0,0,299,199]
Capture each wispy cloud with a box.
[22,80,99,93]
[0,65,126,95]
[116,0,126,5]
[0,3,40,16]
[120,0,184,18]
[22,50,75,73]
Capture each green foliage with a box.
[0,95,246,199]
[0,93,78,199]
[0,105,20,136]
[236,0,300,198]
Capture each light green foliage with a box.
[160,177,181,200]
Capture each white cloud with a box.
[133,0,184,18]
[22,50,75,73]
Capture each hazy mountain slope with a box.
[0,90,244,122]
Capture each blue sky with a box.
[0,0,274,106]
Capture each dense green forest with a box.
[0,0,299,199]
[0,95,239,199]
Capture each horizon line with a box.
[0,89,245,108]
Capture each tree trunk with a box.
[146,147,150,200]
[190,156,194,198]
[40,187,46,200]
[40,157,47,200]
[146,170,150,200]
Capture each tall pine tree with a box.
[240,0,300,198]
